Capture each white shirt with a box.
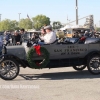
[43,31,56,44]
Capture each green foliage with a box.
[53,21,62,29]
[0,19,11,31]
[19,18,32,30]
[0,19,18,31]
[0,14,51,31]
[10,20,19,31]
[32,15,50,30]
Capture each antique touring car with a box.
[0,37,100,80]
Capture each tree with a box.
[0,19,11,31]
[32,15,50,30]
[53,21,62,29]
[0,19,19,31]
[10,20,19,30]
[19,18,32,30]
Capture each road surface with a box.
[0,67,100,100]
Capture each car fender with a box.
[0,54,27,68]
[85,50,100,60]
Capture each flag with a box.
[27,14,30,19]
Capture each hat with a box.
[44,25,52,30]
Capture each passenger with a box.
[89,30,94,38]
[12,30,21,45]
[92,30,96,38]
[78,32,82,38]
[84,31,90,37]
[73,31,80,38]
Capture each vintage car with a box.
[0,37,100,80]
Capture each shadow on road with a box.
[19,70,100,80]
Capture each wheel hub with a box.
[6,65,11,71]
[93,62,99,68]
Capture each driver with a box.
[43,25,56,44]
[39,27,46,41]
[38,25,56,45]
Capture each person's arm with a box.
[39,35,44,40]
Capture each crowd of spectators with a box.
[3,29,25,45]
[72,30,97,38]
[2,25,56,46]
[1,27,100,46]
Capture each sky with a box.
[0,0,100,26]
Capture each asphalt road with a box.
[0,67,100,100]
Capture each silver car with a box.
[0,37,100,80]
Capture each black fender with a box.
[0,54,27,68]
[84,50,100,62]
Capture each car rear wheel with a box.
[87,55,100,75]
[0,58,20,80]
[73,65,86,71]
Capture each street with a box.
[0,67,100,100]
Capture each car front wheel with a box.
[0,58,20,80]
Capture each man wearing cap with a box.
[42,25,56,44]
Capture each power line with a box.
[66,15,91,25]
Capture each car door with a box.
[44,44,78,59]
[76,44,89,58]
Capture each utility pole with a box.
[18,13,21,21]
[76,0,78,25]
[67,15,68,24]
[0,14,1,22]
